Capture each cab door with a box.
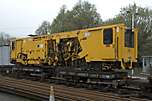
[123,29,134,60]
[120,28,137,69]
[102,28,116,59]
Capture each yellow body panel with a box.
[77,24,137,64]
[11,36,48,65]
[10,23,138,69]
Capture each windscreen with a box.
[125,29,134,48]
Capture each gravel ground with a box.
[0,92,34,101]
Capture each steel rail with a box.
[0,75,151,101]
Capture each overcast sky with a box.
[0,0,151,37]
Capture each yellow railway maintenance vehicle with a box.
[10,23,138,82]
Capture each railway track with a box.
[0,75,151,101]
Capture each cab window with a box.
[103,28,113,44]
[125,29,134,48]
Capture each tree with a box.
[0,32,10,46]
[50,1,102,33]
[50,5,68,33]
[69,1,102,30]
[35,21,51,35]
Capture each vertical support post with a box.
[131,65,134,76]
[132,13,135,30]
[49,86,55,101]
[150,57,152,75]
[142,57,145,73]
[149,57,151,75]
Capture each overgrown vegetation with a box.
[35,1,102,34]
